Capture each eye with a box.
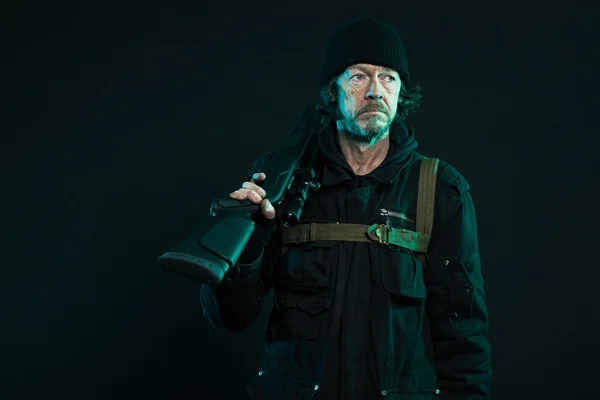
[350,74,366,81]
[384,75,397,82]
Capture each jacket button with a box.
[464,284,473,292]
[381,390,388,396]
[314,385,319,391]
[311,300,321,309]
[258,370,263,376]
[435,389,440,394]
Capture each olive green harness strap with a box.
[281,222,430,253]
[280,157,440,266]
[416,157,439,268]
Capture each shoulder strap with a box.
[279,157,440,264]
[416,157,439,269]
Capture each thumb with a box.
[252,172,266,183]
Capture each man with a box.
[201,17,492,399]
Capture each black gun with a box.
[157,105,330,285]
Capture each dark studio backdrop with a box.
[3,1,600,399]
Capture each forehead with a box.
[345,63,399,75]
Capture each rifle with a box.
[157,105,330,285]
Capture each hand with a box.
[228,172,276,220]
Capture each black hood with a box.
[317,118,419,186]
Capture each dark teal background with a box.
[3,1,599,399]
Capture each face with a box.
[335,63,402,145]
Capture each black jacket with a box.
[201,119,492,399]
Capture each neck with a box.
[337,130,390,176]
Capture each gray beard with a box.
[337,115,393,145]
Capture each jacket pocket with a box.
[381,250,427,302]
[247,368,319,400]
[272,291,333,342]
[381,367,439,397]
[379,388,440,399]
[380,250,429,373]
[445,258,475,318]
[282,240,338,293]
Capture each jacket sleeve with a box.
[424,179,493,399]
[199,151,280,333]
[199,227,280,333]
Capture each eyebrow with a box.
[350,66,398,75]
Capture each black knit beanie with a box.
[319,17,411,89]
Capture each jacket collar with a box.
[317,118,418,187]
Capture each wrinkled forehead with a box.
[343,63,400,76]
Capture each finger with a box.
[261,199,276,219]
[229,189,262,204]
[250,172,266,184]
[241,182,266,198]
[228,190,245,200]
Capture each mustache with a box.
[358,104,388,114]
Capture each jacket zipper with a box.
[380,208,415,223]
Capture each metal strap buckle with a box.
[378,218,394,245]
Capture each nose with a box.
[366,79,384,100]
